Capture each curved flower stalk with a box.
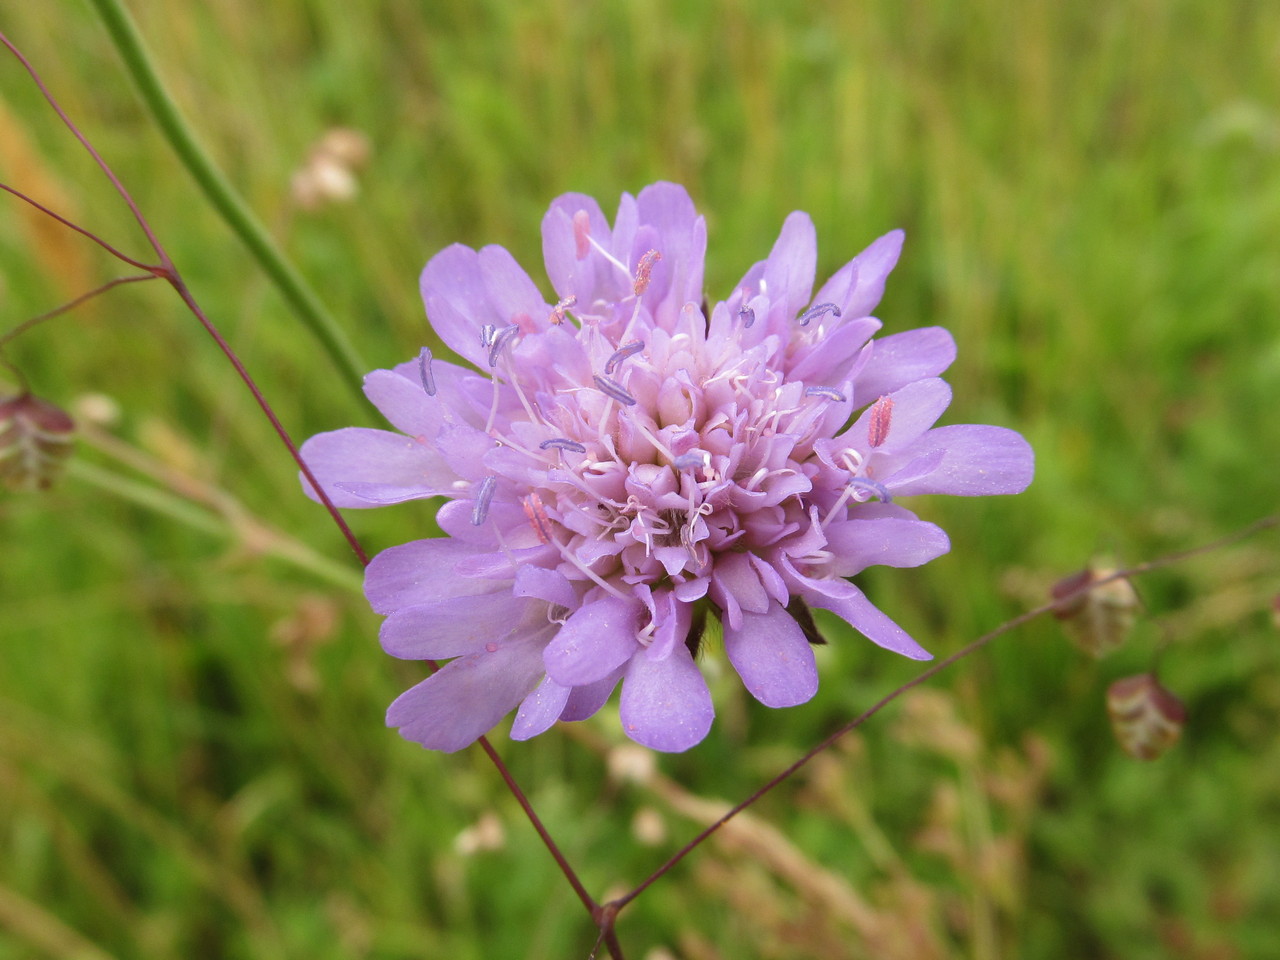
[301,183,1033,752]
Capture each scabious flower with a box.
[301,183,1033,753]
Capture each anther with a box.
[604,340,645,375]
[867,395,893,448]
[487,323,520,367]
[418,346,437,396]
[847,477,892,503]
[539,437,587,454]
[480,323,497,347]
[804,385,846,402]
[471,475,498,526]
[572,210,591,260]
[633,249,661,296]
[550,295,577,326]
[738,305,756,329]
[673,451,709,471]
[593,374,637,406]
[522,492,553,544]
[798,302,841,326]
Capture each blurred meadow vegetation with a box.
[2,0,1279,957]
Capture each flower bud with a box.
[1106,673,1186,760]
[0,393,75,491]
[1050,563,1139,657]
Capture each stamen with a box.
[522,492,553,544]
[673,451,708,471]
[539,437,587,454]
[471,475,498,526]
[417,346,436,396]
[848,477,892,503]
[593,374,637,406]
[572,210,591,259]
[487,323,520,367]
[633,249,661,295]
[549,295,577,326]
[738,305,756,328]
[604,340,645,375]
[804,385,846,402]
[867,395,894,448]
[798,302,841,326]
[480,323,497,347]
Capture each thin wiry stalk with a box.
[611,512,1280,912]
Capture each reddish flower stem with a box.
[611,512,1279,912]
[2,25,602,945]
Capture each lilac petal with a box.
[763,212,818,321]
[363,369,445,438]
[817,229,905,320]
[380,593,536,660]
[805,585,932,660]
[787,317,881,383]
[852,327,958,405]
[844,377,952,452]
[636,182,706,313]
[419,244,495,370]
[542,193,611,300]
[299,428,452,507]
[333,481,440,504]
[823,518,951,575]
[885,424,1035,497]
[559,666,625,721]
[709,551,771,630]
[510,675,572,740]
[478,244,550,330]
[620,643,714,752]
[387,639,547,752]
[645,589,692,661]
[543,596,642,686]
[513,564,578,609]
[723,601,819,708]
[365,539,498,613]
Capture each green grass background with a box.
[2,0,1278,957]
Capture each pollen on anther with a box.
[738,305,756,329]
[523,492,553,544]
[550,296,577,326]
[798,302,841,326]
[572,210,591,259]
[867,395,894,448]
[471,475,497,526]
[633,249,661,296]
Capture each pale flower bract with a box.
[300,183,1034,752]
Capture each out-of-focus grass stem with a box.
[86,0,369,402]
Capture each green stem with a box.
[86,0,370,400]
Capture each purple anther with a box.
[418,346,437,396]
[673,452,708,471]
[633,249,661,295]
[480,323,497,347]
[848,477,892,503]
[867,395,894,448]
[549,295,577,326]
[604,340,645,375]
[471,475,498,526]
[798,302,842,326]
[804,385,846,403]
[738,305,756,328]
[539,437,587,454]
[593,374,637,406]
[487,324,520,367]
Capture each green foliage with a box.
[2,0,1278,956]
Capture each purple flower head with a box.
[300,183,1034,753]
